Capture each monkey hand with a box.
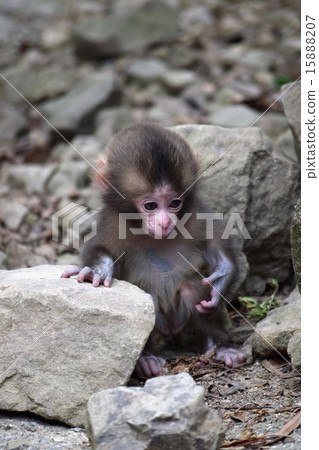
[214,345,247,368]
[60,259,113,287]
[195,291,220,318]
[134,354,166,378]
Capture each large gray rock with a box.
[0,265,154,426]
[252,289,300,371]
[86,373,224,450]
[172,125,300,287]
[73,1,178,59]
[281,81,301,161]
[41,71,119,137]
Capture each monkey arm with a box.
[196,245,234,317]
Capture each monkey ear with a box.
[95,157,109,191]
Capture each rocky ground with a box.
[0,0,300,271]
[0,350,301,450]
[0,0,301,448]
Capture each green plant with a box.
[239,278,279,319]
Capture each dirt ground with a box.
[167,356,301,449]
[0,354,300,450]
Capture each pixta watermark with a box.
[52,203,251,249]
[52,202,98,250]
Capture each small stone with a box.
[41,21,71,49]
[7,164,57,194]
[209,104,260,128]
[41,70,118,137]
[178,5,214,33]
[0,105,27,143]
[160,69,197,93]
[125,59,167,82]
[0,199,28,230]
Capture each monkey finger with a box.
[195,299,219,316]
[60,266,81,278]
[77,266,94,283]
[92,273,102,287]
[102,272,113,287]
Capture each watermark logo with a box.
[119,212,251,240]
[52,204,251,248]
[52,202,98,250]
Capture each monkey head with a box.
[95,124,199,239]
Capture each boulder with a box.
[0,265,154,426]
[172,125,300,288]
[86,373,224,450]
[251,289,300,371]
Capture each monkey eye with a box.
[144,201,158,211]
[169,199,182,209]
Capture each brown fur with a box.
[83,124,237,350]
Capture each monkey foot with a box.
[134,354,166,379]
[213,345,247,368]
[204,345,246,368]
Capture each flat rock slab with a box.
[0,265,154,426]
[86,373,224,450]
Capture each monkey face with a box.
[136,185,183,239]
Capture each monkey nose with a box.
[159,213,171,230]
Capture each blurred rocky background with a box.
[0,0,300,283]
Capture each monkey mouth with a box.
[147,229,171,239]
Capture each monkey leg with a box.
[202,314,247,369]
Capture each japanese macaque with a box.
[61,123,246,378]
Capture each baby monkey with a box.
[61,124,246,377]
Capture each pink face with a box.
[136,185,183,239]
